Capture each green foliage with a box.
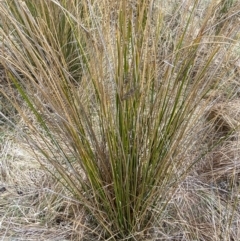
[0,0,239,239]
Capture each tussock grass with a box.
[0,0,240,240]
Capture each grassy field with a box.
[0,0,240,240]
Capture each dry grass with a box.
[2,129,240,241]
[0,0,240,240]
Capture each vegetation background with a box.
[0,0,240,240]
